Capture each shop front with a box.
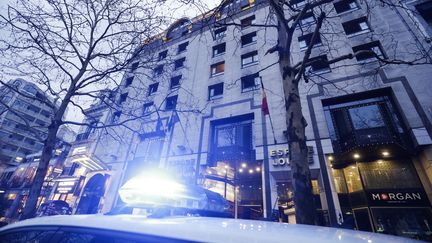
[331,158,432,241]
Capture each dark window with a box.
[178,42,189,53]
[415,2,432,27]
[241,73,260,92]
[299,12,315,26]
[342,17,370,35]
[334,0,359,14]
[309,55,330,73]
[158,50,167,61]
[208,83,224,100]
[348,105,385,130]
[119,93,128,104]
[298,33,322,49]
[112,111,121,123]
[0,229,57,242]
[165,95,178,110]
[215,122,252,148]
[125,76,134,87]
[352,41,385,61]
[214,26,227,39]
[143,102,154,115]
[211,62,225,76]
[212,43,226,57]
[170,75,181,89]
[130,62,139,72]
[290,0,306,8]
[174,57,186,70]
[241,51,258,67]
[241,32,257,46]
[148,83,159,96]
[154,65,163,76]
[241,15,255,29]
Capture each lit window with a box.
[212,43,226,57]
[241,51,258,67]
[178,42,189,53]
[241,32,257,46]
[148,83,159,96]
[334,0,359,14]
[165,95,178,110]
[154,65,163,76]
[342,17,370,35]
[241,15,256,29]
[125,76,134,87]
[352,41,385,61]
[158,50,167,61]
[214,27,227,39]
[170,75,181,89]
[174,57,186,70]
[298,33,322,49]
[309,55,330,73]
[143,102,154,116]
[211,62,225,76]
[208,83,224,100]
[241,73,260,92]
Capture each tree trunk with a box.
[20,123,60,220]
[280,57,317,225]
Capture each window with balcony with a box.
[125,76,134,87]
[241,15,255,29]
[158,50,168,61]
[178,42,189,53]
[154,65,163,76]
[212,43,226,57]
[148,83,159,96]
[214,26,227,39]
[174,57,186,70]
[298,33,322,49]
[165,95,178,110]
[143,102,154,116]
[208,83,224,100]
[130,62,139,72]
[211,62,225,76]
[334,0,359,14]
[342,17,370,36]
[352,41,385,62]
[170,75,181,89]
[309,55,330,73]
[241,31,257,46]
[241,73,260,92]
[241,51,258,67]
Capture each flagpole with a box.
[260,79,278,145]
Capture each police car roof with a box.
[0,215,421,243]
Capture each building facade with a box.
[49,0,432,240]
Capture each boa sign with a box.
[368,189,429,206]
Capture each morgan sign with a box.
[367,189,430,206]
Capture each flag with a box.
[167,110,179,132]
[261,80,270,116]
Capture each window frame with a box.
[170,75,182,89]
[210,61,225,77]
[208,83,224,100]
[143,102,154,116]
[309,55,331,74]
[158,50,168,61]
[334,0,360,14]
[214,26,227,39]
[148,83,159,96]
[165,95,178,111]
[212,43,226,57]
[342,17,370,36]
[241,51,259,67]
[178,42,189,54]
[174,57,186,70]
[125,76,134,87]
[241,15,256,29]
[241,31,257,47]
[241,73,261,92]
[352,41,386,62]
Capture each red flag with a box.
[261,81,269,115]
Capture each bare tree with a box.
[0,0,204,220]
[206,0,432,225]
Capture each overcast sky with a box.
[0,0,219,131]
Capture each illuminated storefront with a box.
[323,89,432,241]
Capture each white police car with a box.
[0,170,424,242]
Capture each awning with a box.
[69,154,109,171]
